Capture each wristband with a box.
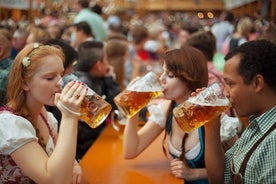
[220,114,239,141]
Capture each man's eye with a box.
[225,81,233,88]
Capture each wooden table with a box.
[79,123,183,184]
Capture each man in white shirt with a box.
[211,11,234,53]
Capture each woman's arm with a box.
[11,81,86,184]
[11,117,77,184]
[123,112,163,159]
[123,99,171,159]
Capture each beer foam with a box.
[127,72,163,92]
[188,98,230,106]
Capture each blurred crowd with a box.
[1,0,276,159]
[1,0,276,151]
[0,0,276,183]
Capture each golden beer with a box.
[114,90,162,118]
[114,71,163,118]
[62,73,112,128]
[80,94,112,128]
[173,99,230,132]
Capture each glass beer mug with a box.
[113,71,163,118]
[111,110,126,139]
[173,82,230,132]
[61,73,112,128]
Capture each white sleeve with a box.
[0,113,38,155]
[147,103,166,129]
[220,114,240,142]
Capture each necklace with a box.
[39,112,55,141]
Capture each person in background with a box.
[0,33,13,106]
[127,25,152,82]
[211,11,235,72]
[185,30,226,90]
[211,11,235,53]
[105,35,129,91]
[74,0,107,42]
[130,25,150,62]
[172,25,199,49]
[221,17,254,56]
[38,9,60,28]
[123,46,210,183]
[72,21,94,49]
[11,27,29,59]
[0,43,85,183]
[73,40,121,160]
[107,15,124,36]
[258,24,276,45]
[46,24,63,40]
[90,3,103,15]
[26,26,51,44]
[107,32,133,89]
[61,24,76,45]
[0,28,13,41]
[204,40,276,183]
[144,22,166,61]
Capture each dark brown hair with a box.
[186,30,216,61]
[162,46,208,158]
[163,46,208,91]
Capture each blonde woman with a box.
[0,43,87,183]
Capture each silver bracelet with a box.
[57,101,81,116]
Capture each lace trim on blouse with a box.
[168,135,201,160]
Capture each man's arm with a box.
[204,117,225,183]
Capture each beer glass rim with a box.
[126,71,163,92]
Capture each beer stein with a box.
[173,82,230,132]
[113,71,163,118]
[60,73,112,128]
[111,110,126,139]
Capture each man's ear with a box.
[253,74,264,93]
[89,60,101,75]
[94,60,102,71]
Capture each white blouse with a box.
[0,111,57,156]
[168,135,201,160]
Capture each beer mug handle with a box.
[111,110,122,132]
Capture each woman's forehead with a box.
[35,55,64,72]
